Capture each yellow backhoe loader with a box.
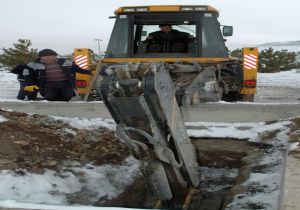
[95,5,258,209]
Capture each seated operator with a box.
[146,24,193,53]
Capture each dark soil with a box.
[0,109,130,172]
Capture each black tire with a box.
[222,91,243,102]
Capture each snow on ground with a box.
[52,116,116,131]
[289,142,299,151]
[226,126,291,210]
[186,120,291,141]
[257,69,300,88]
[0,115,7,122]
[49,115,291,142]
[0,70,18,100]
[0,156,140,209]
[0,69,300,101]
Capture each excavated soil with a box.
[0,109,129,172]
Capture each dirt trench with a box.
[0,109,297,209]
[98,138,276,209]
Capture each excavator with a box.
[93,5,258,209]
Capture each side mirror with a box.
[223,26,233,37]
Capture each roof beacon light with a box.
[181,7,194,11]
[123,8,135,12]
[136,7,148,12]
[194,6,207,11]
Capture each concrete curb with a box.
[0,101,299,122]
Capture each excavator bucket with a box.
[97,62,200,206]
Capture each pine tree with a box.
[259,48,300,73]
[0,39,38,70]
[230,47,300,73]
[230,48,242,59]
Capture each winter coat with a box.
[11,64,26,82]
[23,58,90,88]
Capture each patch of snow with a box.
[226,122,290,210]
[257,69,300,88]
[228,172,281,210]
[0,115,7,122]
[51,116,116,130]
[289,142,299,151]
[185,121,290,141]
[62,128,77,136]
[0,169,81,205]
[0,156,140,206]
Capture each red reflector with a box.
[76,80,87,88]
[245,80,256,87]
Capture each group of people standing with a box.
[12,49,91,101]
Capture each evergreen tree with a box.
[0,39,38,70]
[259,48,300,72]
[231,47,300,73]
[230,48,242,59]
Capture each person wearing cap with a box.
[146,24,193,53]
[23,49,91,101]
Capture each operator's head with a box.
[159,24,172,33]
[38,49,58,64]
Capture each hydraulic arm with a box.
[97,62,201,208]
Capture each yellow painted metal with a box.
[103,57,230,64]
[74,48,95,95]
[241,47,258,94]
[154,200,162,209]
[114,5,218,15]
[182,188,198,210]
[241,87,257,94]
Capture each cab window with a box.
[105,15,129,58]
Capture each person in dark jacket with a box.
[147,24,193,53]
[11,64,37,100]
[23,49,91,101]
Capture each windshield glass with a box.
[105,13,228,58]
[202,13,228,57]
[133,13,197,56]
[105,15,129,58]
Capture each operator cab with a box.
[105,5,233,59]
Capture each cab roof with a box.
[114,5,219,17]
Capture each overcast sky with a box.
[0,0,299,55]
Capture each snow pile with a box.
[257,69,300,88]
[0,115,7,122]
[186,121,290,140]
[0,156,140,206]
[52,116,116,130]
